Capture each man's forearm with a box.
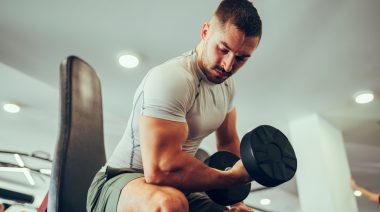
[217,137,240,156]
[144,151,242,193]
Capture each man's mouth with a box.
[213,68,230,78]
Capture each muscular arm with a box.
[140,115,247,192]
[215,108,240,156]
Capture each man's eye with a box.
[235,56,246,62]
[220,48,229,55]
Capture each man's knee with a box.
[117,180,189,212]
[156,189,189,212]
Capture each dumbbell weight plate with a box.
[240,125,297,187]
[204,151,251,206]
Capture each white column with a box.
[289,114,357,212]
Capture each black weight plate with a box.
[240,125,297,187]
[204,151,251,206]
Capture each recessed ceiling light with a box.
[260,198,271,205]
[118,53,139,69]
[3,103,21,113]
[353,190,362,197]
[354,90,374,104]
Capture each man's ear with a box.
[200,22,209,40]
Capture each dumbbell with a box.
[204,125,297,206]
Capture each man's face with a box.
[200,21,260,84]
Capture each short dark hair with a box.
[214,0,262,37]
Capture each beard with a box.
[201,51,233,84]
[205,65,232,84]
[202,55,234,84]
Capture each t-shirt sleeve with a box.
[141,66,194,122]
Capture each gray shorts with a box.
[86,167,227,212]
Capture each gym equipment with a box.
[204,125,297,206]
[49,56,106,212]
[204,151,251,206]
[0,188,34,204]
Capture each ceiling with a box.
[0,0,379,211]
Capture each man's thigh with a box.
[110,178,227,212]
[88,170,226,212]
[87,170,144,212]
[118,177,191,211]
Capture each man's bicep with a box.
[139,116,188,172]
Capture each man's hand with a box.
[229,159,253,185]
[228,202,253,212]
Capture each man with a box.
[87,0,262,211]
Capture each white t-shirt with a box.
[107,50,235,169]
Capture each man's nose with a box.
[223,53,234,72]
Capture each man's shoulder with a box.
[149,53,198,84]
[140,52,199,112]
